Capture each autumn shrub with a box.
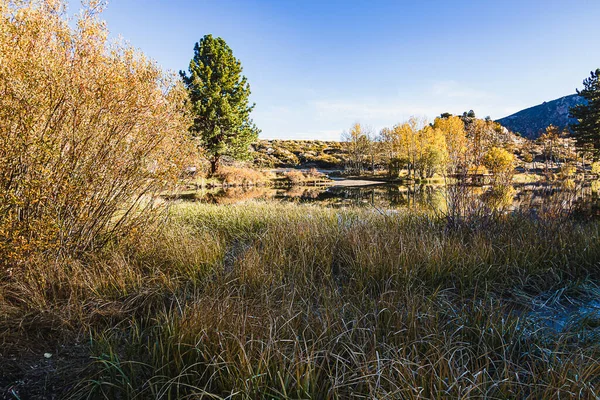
[562,179,577,191]
[305,167,323,178]
[284,169,305,184]
[483,146,514,184]
[467,165,489,175]
[559,163,577,178]
[0,0,192,269]
[214,166,270,186]
[314,153,342,167]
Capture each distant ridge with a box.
[496,94,585,139]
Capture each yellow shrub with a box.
[483,147,514,184]
[306,168,323,178]
[559,163,577,178]
[0,1,193,268]
[562,179,576,191]
[483,147,514,175]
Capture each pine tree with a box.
[570,68,600,151]
[180,34,260,175]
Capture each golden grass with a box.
[2,202,600,398]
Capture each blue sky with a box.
[73,1,600,140]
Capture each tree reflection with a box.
[170,181,600,220]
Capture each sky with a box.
[70,0,600,140]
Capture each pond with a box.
[174,180,600,218]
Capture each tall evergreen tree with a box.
[180,34,260,175]
[570,68,600,150]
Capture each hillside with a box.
[496,94,585,139]
[252,139,347,168]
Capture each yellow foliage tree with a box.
[483,147,515,184]
[433,116,468,175]
[379,117,448,179]
[415,125,447,179]
[378,127,398,164]
[379,114,517,180]
[0,0,193,268]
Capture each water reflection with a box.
[178,181,600,218]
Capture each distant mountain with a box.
[496,94,586,139]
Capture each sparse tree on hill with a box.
[521,141,535,173]
[378,127,396,163]
[180,34,260,175]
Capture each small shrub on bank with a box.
[214,166,271,186]
[306,167,322,178]
[283,168,326,184]
[284,169,306,184]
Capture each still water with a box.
[177,181,600,218]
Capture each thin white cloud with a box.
[308,80,515,133]
[430,80,493,100]
[257,81,522,140]
[312,99,439,122]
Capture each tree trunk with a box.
[371,155,375,175]
[209,155,220,176]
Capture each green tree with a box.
[180,34,260,175]
[570,68,600,151]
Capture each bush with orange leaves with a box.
[213,166,272,186]
[0,0,193,269]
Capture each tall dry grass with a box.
[2,202,600,398]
